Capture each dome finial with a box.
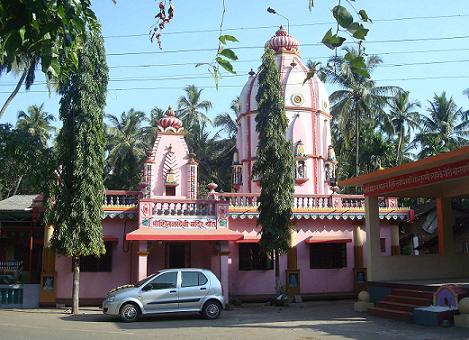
[158,105,183,131]
[266,26,300,54]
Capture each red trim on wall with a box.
[305,237,352,244]
[126,229,243,241]
[236,238,260,243]
[103,235,119,243]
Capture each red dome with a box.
[159,106,183,130]
[266,26,300,54]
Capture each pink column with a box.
[137,241,148,281]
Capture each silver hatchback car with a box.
[103,268,224,322]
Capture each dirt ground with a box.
[0,300,468,340]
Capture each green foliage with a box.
[320,2,371,51]
[0,0,98,83]
[322,47,399,177]
[16,104,56,147]
[253,48,295,253]
[177,85,213,131]
[105,109,149,190]
[383,91,421,165]
[49,29,108,258]
[412,92,468,158]
[0,124,54,199]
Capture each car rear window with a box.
[181,271,208,287]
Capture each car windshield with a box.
[134,273,158,287]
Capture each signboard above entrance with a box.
[152,218,217,228]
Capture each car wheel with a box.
[120,303,140,322]
[202,300,222,320]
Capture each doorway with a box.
[166,243,191,268]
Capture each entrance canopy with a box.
[126,227,243,241]
[340,146,469,198]
[339,147,469,282]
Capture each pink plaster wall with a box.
[55,219,134,299]
[227,218,394,296]
[150,134,190,198]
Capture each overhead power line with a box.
[106,49,469,69]
[2,75,469,94]
[103,13,469,39]
[1,58,468,87]
[106,35,469,56]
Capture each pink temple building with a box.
[51,27,411,305]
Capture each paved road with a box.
[0,300,468,340]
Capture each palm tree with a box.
[414,92,468,156]
[105,109,148,189]
[177,85,213,130]
[322,47,399,176]
[214,97,239,139]
[16,103,56,146]
[384,91,421,165]
[0,54,40,118]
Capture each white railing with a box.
[215,193,399,209]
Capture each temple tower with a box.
[234,26,335,195]
[141,106,198,199]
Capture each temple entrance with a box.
[166,242,190,268]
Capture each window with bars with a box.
[309,243,347,269]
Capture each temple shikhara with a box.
[1,28,412,307]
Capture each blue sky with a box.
[1,0,468,130]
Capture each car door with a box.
[178,270,209,311]
[139,271,179,313]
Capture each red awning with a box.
[305,236,352,244]
[126,227,243,241]
[236,237,260,243]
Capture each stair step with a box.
[369,306,412,321]
[383,294,432,306]
[376,301,420,312]
[391,289,434,299]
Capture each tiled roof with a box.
[0,195,38,211]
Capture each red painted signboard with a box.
[363,159,469,196]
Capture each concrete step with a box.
[391,289,434,299]
[376,301,420,313]
[368,306,413,321]
[383,294,432,306]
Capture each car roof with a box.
[157,268,210,273]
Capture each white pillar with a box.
[365,196,380,281]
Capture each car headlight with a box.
[106,295,116,303]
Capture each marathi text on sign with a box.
[151,218,217,228]
[363,159,469,196]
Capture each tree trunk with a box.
[12,175,24,196]
[274,250,281,295]
[396,127,403,165]
[0,67,28,118]
[355,107,360,177]
[72,256,80,314]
